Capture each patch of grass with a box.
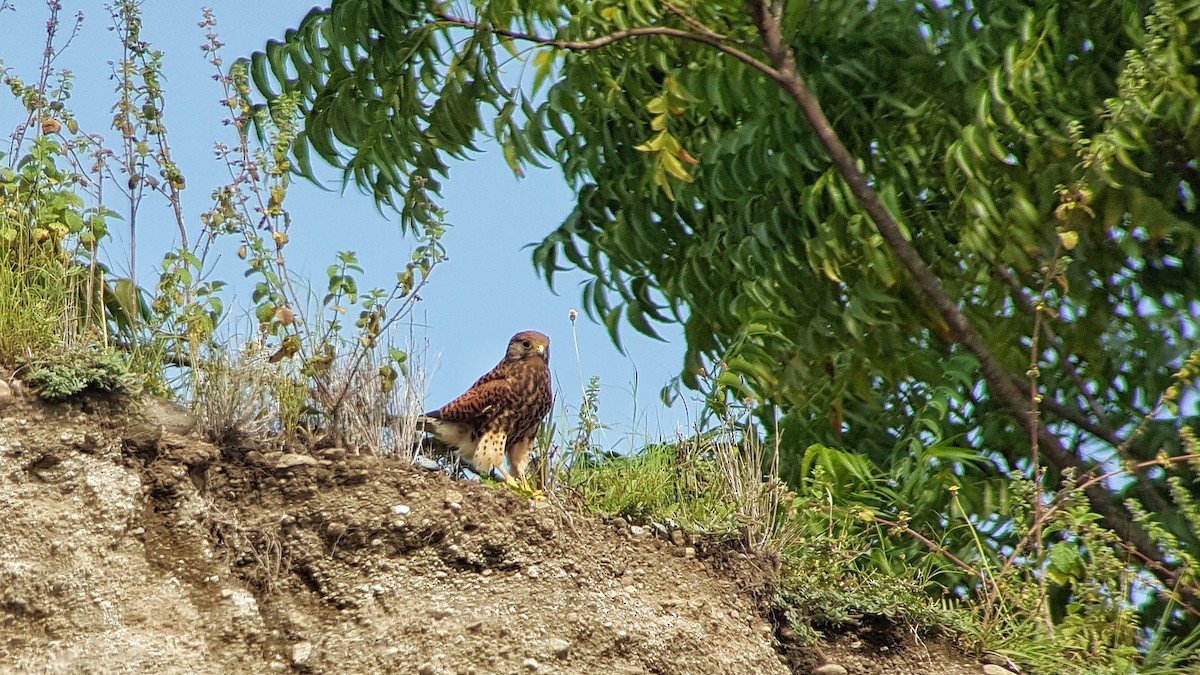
[0,240,88,362]
[569,432,967,634]
[17,346,138,401]
[568,439,741,531]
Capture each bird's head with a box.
[506,330,550,365]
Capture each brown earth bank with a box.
[0,383,996,674]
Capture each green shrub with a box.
[18,347,139,401]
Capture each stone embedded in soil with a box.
[122,421,162,452]
[318,447,347,460]
[522,657,540,671]
[275,453,319,469]
[629,525,649,538]
[140,396,197,435]
[543,638,571,659]
[982,666,1014,675]
[414,455,441,471]
[813,664,849,675]
[291,641,312,666]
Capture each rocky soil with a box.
[0,381,995,674]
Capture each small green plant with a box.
[18,346,138,401]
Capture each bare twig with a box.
[993,265,1112,427]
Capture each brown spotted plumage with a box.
[419,331,552,493]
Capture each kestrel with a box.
[419,330,553,497]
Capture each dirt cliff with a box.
[0,384,986,674]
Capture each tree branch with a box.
[742,0,1178,596]
[431,12,780,81]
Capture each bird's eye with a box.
[521,340,532,349]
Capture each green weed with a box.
[18,346,138,401]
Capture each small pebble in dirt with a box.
[444,490,463,504]
[683,547,696,559]
[417,662,436,675]
[525,566,539,579]
[447,501,462,513]
[812,665,848,675]
[629,525,649,538]
[522,658,540,671]
[291,641,312,666]
[392,504,411,516]
[544,638,570,659]
[982,666,1014,675]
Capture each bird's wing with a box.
[426,377,511,423]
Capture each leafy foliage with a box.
[18,347,138,401]
[245,0,1200,659]
[245,0,1200,461]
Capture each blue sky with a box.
[0,1,700,448]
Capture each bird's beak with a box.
[536,344,546,356]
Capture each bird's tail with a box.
[414,415,440,434]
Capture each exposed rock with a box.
[275,453,319,469]
[544,637,571,659]
[121,420,162,452]
[141,396,197,435]
[291,641,312,666]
